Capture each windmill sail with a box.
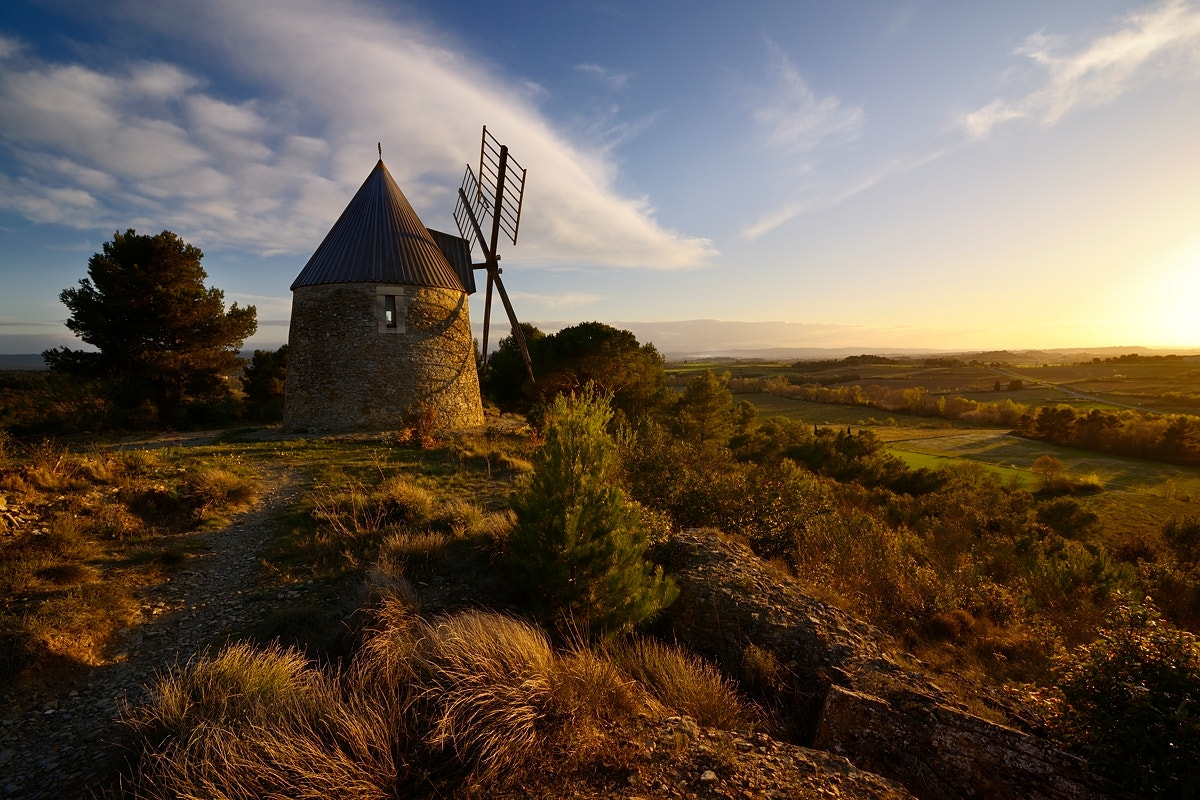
[453,126,534,382]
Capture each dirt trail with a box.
[0,461,304,800]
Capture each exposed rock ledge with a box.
[660,528,1125,800]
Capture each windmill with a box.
[453,126,535,382]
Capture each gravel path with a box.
[0,462,303,800]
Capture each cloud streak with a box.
[751,39,863,155]
[962,0,1200,138]
[736,39,869,240]
[0,0,712,269]
[575,63,631,91]
[509,290,605,310]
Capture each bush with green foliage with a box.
[483,322,671,425]
[1164,514,1200,566]
[1049,598,1200,797]
[507,389,677,636]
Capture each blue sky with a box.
[2,0,1199,354]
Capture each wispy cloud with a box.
[751,39,863,155]
[0,33,23,60]
[509,290,605,310]
[740,148,946,240]
[575,63,631,91]
[961,0,1200,139]
[0,0,713,269]
[736,39,870,240]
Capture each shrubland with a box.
[4,333,1198,797]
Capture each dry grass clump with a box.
[357,606,649,785]
[405,611,562,777]
[310,475,436,538]
[15,582,136,668]
[131,642,329,737]
[475,508,516,548]
[436,497,484,536]
[123,606,662,797]
[125,643,398,800]
[607,636,753,729]
[378,530,450,578]
[183,463,257,523]
[377,476,436,525]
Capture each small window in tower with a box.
[384,295,397,328]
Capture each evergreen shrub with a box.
[507,388,677,636]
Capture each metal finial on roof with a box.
[378,142,382,159]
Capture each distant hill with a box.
[0,354,46,370]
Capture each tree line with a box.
[741,374,1200,467]
[1018,405,1200,466]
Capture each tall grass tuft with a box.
[607,636,752,729]
[352,605,646,786]
[378,530,449,578]
[126,643,399,800]
[436,497,484,536]
[408,611,559,780]
[131,643,326,738]
[184,463,257,522]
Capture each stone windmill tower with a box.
[283,149,485,432]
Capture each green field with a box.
[676,354,1200,416]
[737,390,1200,538]
[737,392,970,430]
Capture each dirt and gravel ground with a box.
[0,460,303,799]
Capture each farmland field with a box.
[734,387,1200,540]
[677,353,1200,416]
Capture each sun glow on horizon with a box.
[1131,237,1200,348]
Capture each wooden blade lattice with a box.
[451,127,533,382]
[453,127,525,253]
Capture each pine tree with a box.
[44,229,256,426]
[507,388,677,636]
[675,369,735,446]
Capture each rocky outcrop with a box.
[659,528,941,700]
[497,715,919,800]
[660,528,1122,800]
[814,687,1117,800]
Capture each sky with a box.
[1,0,1199,356]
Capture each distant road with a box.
[991,367,1156,414]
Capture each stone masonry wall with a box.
[284,283,484,432]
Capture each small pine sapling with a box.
[507,388,677,636]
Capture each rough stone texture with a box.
[615,716,920,800]
[660,528,1121,800]
[284,282,484,432]
[659,528,932,697]
[479,715,919,800]
[813,687,1119,800]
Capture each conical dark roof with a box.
[291,160,466,292]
